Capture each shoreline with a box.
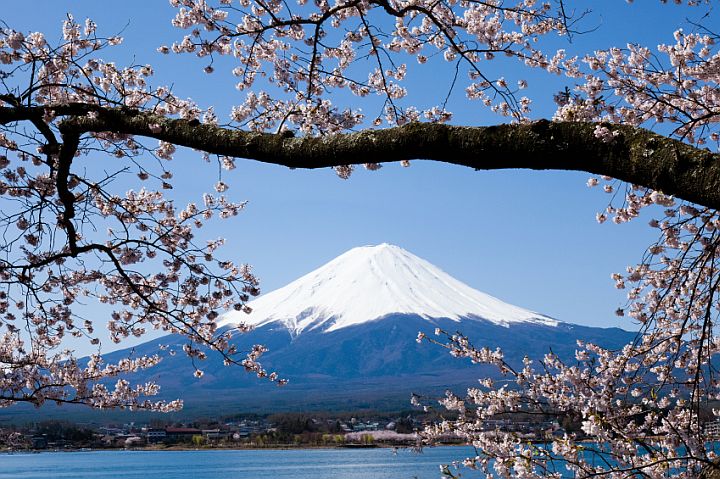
[2,445,383,453]
[1,442,449,454]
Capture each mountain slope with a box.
[95,315,632,413]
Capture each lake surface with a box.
[0,446,477,479]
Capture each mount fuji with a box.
[97,244,633,413]
[219,243,559,335]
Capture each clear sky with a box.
[3,1,711,353]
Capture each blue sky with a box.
[3,1,711,353]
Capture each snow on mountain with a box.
[220,243,557,335]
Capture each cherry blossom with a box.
[1,3,720,476]
[0,16,285,411]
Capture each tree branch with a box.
[60,108,720,209]
[3,104,717,208]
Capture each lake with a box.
[0,446,477,479]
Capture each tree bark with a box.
[3,105,719,209]
[701,460,720,479]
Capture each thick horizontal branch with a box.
[4,104,720,209]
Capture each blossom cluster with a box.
[419,329,716,478]
[0,16,284,411]
[163,0,582,175]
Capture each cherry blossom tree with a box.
[2,0,720,475]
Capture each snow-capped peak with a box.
[220,243,558,335]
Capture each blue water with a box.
[0,447,478,479]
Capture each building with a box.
[145,428,167,443]
[30,435,48,449]
[705,420,720,438]
[165,427,202,442]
